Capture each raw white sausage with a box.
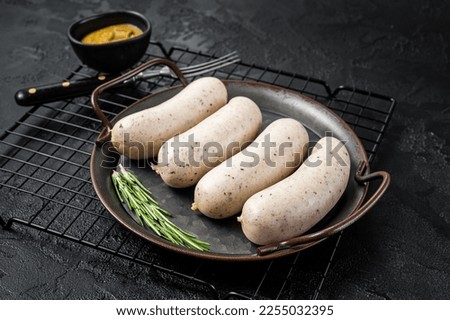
[111,77,227,159]
[153,96,262,188]
[192,118,309,219]
[238,136,351,245]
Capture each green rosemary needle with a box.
[111,164,210,251]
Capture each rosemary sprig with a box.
[111,164,210,251]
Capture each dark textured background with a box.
[0,0,449,299]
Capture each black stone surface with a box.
[0,0,449,299]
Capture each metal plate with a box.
[90,80,369,261]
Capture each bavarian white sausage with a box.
[153,96,262,188]
[192,118,309,219]
[238,136,351,245]
[111,77,227,159]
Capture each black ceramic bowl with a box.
[68,11,151,73]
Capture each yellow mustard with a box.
[81,24,143,44]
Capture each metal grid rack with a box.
[0,42,395,299]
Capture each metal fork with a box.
[15,51,240,106]
[127,51,240,83]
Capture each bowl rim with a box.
[67,10,151,48]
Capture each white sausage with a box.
[111,77,227,159]
[238,136,351,245]
[192,118,309,219]
[153,96,262,188]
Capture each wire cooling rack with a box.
[0,42,395,299]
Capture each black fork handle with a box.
[14,74,124,106]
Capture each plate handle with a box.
[91,58,189,144]
[256,161,391,256]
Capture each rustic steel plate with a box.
[90,80,384,261]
